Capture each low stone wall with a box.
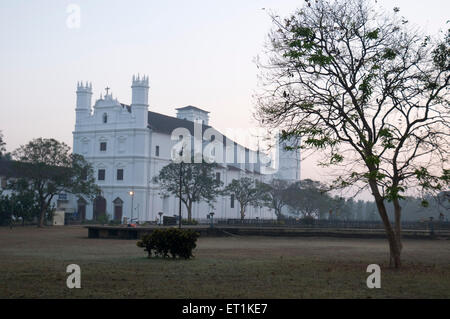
[86,225,227,239]
[86,225,450,240]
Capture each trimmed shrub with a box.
[182,218,199,225]
[137,228,200,259]
[300,216,315,225]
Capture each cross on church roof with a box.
[105,86,110,95]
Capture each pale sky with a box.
[0,0,448,194]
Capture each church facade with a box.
[72,75,300,222]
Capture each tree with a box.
[0,193,13,226]
[0,131,11,160]
[256,0,449,268]
[283,179,333,219]
[8,179,41,225]
[153,160,222,222]
[259,179,291,220]
[12,138,100,227]
[223,177,266,220]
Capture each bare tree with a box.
[256,0,449,268]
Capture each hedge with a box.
[137,228,200,259]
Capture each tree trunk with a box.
[369,180,402,268]
[187,202,192,222]
[240,207,245,220]
[392,197,403,261]
[38,207,46,228]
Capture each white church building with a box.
[71,75,300,223]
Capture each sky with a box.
[0,0,448,198]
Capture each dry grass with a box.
[0,226,449,298]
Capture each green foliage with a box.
[223,177,267,220]
[11,138,101,227]
[385,185,406,202]
[0,131,6,159]
[432,29,450,70]
[382,48,397,60]
[420,200,429,208]
[153,158,222,221]
[137,228,200,259]
[414,167,445,191]
[258,179,290,219]
[300,216,315,225]
[378,128,396,149]
[330,153,344,164]
[283,179,333,219]
[0,193,13,226]
[108,219,121,226]
[365,155,380,167]
[366,29,380,40]
[182,218,199,225]
[358,74,375,105]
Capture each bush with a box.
[300,216,315,225]
[137,228,200,259]
[108,219,121,226]
[182,218,198,225]
[96,214,109,225]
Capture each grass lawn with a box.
[0,226,449,298]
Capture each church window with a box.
[155,145,160,157]
[230,194,234,208]
[117,169,124,181]
[100,142,107,151]
[98,169,105,181]
[216,172,220,182]
[102,113,108,124]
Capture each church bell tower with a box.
[131,74,149,127]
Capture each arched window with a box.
[102,113,108,124]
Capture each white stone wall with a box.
[72,77,300,222]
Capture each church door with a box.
[78,203,86,221]
[113,197,124,223]
[93,196,106,220]
[77,198,87,222]
[114,205,123,222]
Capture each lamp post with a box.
[209,212,215,229]
[178,147,184,229]
[158,212,163,226]
[129,190,134,224]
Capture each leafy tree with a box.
[284,179,333,219]
[256,0,449,268]
[0,193,13,226]
[153,159,222,222]
[12,138,100,227]
[8,179,41,225]
[223,177,267,220]
[258,179,291,220]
